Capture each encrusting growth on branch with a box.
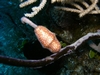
[0,31,99,68]
[21,17,61,53]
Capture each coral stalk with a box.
[0,32,99,68]
[21,17,61,53]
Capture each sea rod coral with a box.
[0,30,99,68]
[19,0,100,17]
[19,0,47,17]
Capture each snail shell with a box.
[35,26,61,53]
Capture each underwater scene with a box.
[0,0,100,75]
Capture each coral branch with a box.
[0,32,99,68]
[88,40,100,53]
[21,17,37,28]
[19,0,47,17]
[79,0,98,17]
[54,0,100,17]
[19,0,37,8]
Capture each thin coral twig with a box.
[0,32,99,68]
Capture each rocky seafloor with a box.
[0,0,100,75]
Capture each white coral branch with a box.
[54,0,100,17]
[19,0,47,18]
[25,0,47,17]
[79,0,98,17]
[19,0,37,8]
